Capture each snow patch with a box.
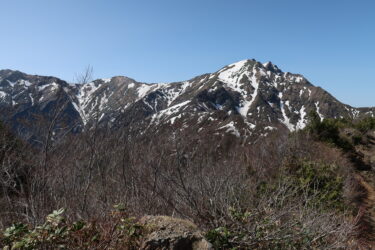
[265,126,276,131]
[219,121,240,137]
[294,76,304,83]
[75,81,103,125]
[6,80,16,87]
[160,81,190,106]
[296,106,307,129]
[237,78,258,117]
[244,120,256,129]
[72,102,81,114]
[0,91,6,99]
[99,93,110,111]
[218,60,250,94]
[38,82,59,92]
[20,80,32,87]
[315,102,324,121]
[151,101,190,125]
[29,93,34,105]
[170,114,182,124]
[352,109,360,118]
[278,92,295,131]
[137,84,156,98]
[222,67,260,118]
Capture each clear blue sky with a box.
[1,0,374,107]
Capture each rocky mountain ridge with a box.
[0,59,374,141]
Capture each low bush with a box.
[306,111,353,151]
[355,117,375,133]
[0,206,147,249]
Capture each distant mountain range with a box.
[1,59,374,142]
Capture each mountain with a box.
[2,61,375,249]
[1,59,374,142]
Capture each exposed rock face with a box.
[139,216,212,250]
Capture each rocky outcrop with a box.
[139,216,212,250]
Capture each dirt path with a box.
[354,174,375,248]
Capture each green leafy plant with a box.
[0,207,148,249]
[205,226,234,249]
[355,117,375,133]
[306,111,353,151]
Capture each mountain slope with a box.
[0,70,81,141]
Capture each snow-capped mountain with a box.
[1,59,374,141]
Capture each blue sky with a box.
[0,0,374,107]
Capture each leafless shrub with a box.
[0,119,362,248]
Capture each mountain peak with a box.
[218,59,284,79]
[216,59,258,84]
[0,70,28,83]
[262,61,282,74]
[225,59,258,69]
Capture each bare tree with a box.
[74,65,93,86]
